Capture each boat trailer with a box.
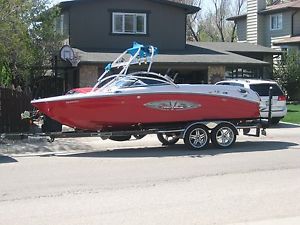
[1,119,268,150]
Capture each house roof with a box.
[190,42,281,54]
[227,14,247,21]
[273,35,300,45]
[59,0,200,14]
[74,42,273,67]
[259,1,300,14]
[228,1,300,20]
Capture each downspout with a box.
[291,10,297,37]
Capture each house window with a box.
[270,14,282,30]
[55,14,65,35]
[225,67,262,79]
[112,12,146,34]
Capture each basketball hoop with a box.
[60,45,80,67]
[67,56,80,67]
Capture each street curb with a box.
[280,121,300,127]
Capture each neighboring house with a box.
[55,0,280,90]
[228,0,300,51]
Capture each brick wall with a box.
[208,66,226,84]
[79,65,100,87]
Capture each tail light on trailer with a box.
[278,95,287,101]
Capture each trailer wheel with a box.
[109,135,131,141]
[184,124,209,150]
[211,124,236,148]
[157,133,180,145]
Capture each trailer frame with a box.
[0,119,268,150]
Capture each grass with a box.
[282,104,300,124]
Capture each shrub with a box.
[274,50,300,101]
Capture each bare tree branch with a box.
[230,0,246,42]
[172,0,202,41]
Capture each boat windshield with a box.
[112,77,145,89]
[99,72,174,92]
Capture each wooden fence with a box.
[0,88,32,133]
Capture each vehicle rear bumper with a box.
[260,108,287,118]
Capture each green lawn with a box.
[282,104,300,124]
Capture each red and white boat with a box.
[31,43,261,132]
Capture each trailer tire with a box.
[157,133,180,145]
[109,135,131,141]
[184,124,209,150]
[211,123,236,148]
[271,117,281,125]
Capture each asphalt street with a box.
[0,123,300,225]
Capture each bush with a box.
[274,50,300,101]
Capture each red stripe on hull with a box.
[32,93,260,131]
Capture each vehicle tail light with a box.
[278,95,286,101]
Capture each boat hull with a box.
[32,93,260,131]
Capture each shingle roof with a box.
[190,42,281,54]
[273,35,300,45]
[228,0,300,20]
[59,0,200,14]
[74,42,276,66]
[227,14,247,21]
[260,0,300,14]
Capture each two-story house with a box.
[55,0,280,90]
[228,0,300,51]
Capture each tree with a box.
[173,0,202,41]
[0,0,31,86]
[229,0,246,42]
[212,0,229,42]
[274,50,300,101]
[198,0,246,42]
[29,1,63,82]
[186,0,202,41]
[0,0,62,88]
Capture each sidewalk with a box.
[230,216,300,225]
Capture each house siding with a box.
[246,0,258,44]
[63,11,69,37]
[247,0,266,45]
[264,11,292,48]
[237,18,247,42]
[271,35,290,50]
[293,11,300,36]
[67,0,187,51]
[79,65,99,87]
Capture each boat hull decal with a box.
[144,100,200,111]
